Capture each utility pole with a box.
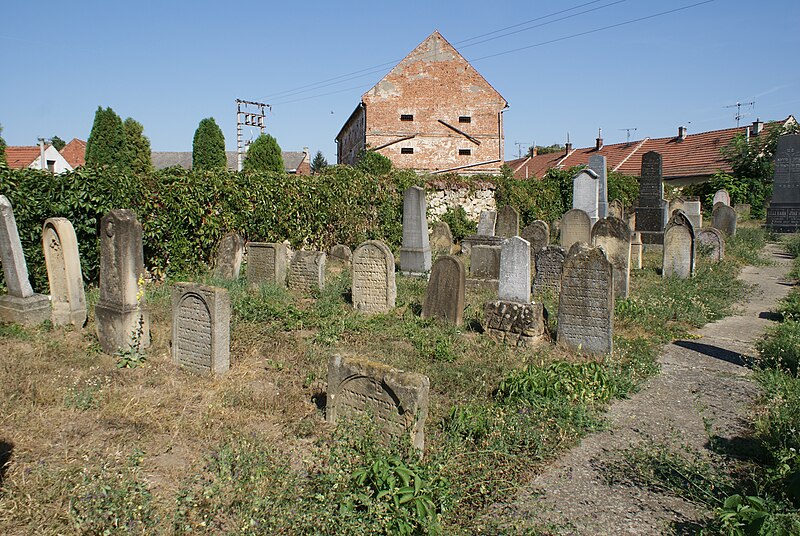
[515,141,534,159]
[236,99,269,171]
[725,100,755,127]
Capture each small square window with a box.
[401,147,414,154]
[400,114,414,121]
[458,149,471,156]
[458,116,471,124]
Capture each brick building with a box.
[336,31,508,175]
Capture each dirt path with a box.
[493,243,795,535]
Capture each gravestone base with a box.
[52,301,87,327]
[0,293,50,326]
[482,300,546,347]
[95,301,150,354]
[399,247,431,276]
[766,205,800,233]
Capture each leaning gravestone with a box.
[696,228,725,262]
[591,217,632,299]
[352,240,396,314]
[560,208,591,251]
[483,300,546,347]
[495,206,520,238]
[399,186,432,274]
[498,236,531,303]
[713,189,731,207]
[532,246,567,298]
[212,232,244,280]
[557,243,613,355]
[430,221,454,254]
[0,196,50,326]
[663,211,695,279]
[588,154,609,219]
[712,203,737,236]
[635,151,667,244]
[572,169,600,225]
[608,199,624,220]
[521,220,549,254]
[766,134,800,233]
[630,232,643,270]
[247,242,289,287]
[42,217,86,327]
[476,210,497,236]
[172,283,230,375]
[327,354,429,452]
[422,256,465,326]
[95,209,150,354]
[288,251,326,292]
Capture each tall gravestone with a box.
[712,203,737,236]
[495,206,520,238]
[557,243,613,355]
[767,134,800,232]
[498,236,531,303]
[713,189,731,207]
[212,232,244,280]
[288,251,326,292]
[608,199,624,220]
[697,228,725,262]
[399,186,432,274]
[422,256,465,326]
[663,211,695,279]
[352,240,396,314]
[247,242,289,287]
[635,151,666,244]
[172,283,230,375]
[591,217,632,299]
[560,208,591,251]
[95,209,150,354]
[327,354,430,452]
[532,246,567,298]
[588,154,609,219]
[572,169,600,225]
[476,210,497,236]
[42,217,86,327]
[630,232,643,270]
[521,220,549,255]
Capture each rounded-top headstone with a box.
[696,228,725,261]
[560,209,591,251]
[713,189,731,207]
[42,217,86,327]
[663,210,695,279]
[422,256,465,326]
[430,221,454,253]
[352,240,396,313]
[712,203,737,236]
[521,220,550,254]
[591,216,632,299]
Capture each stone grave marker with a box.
[95,209,150,354]
[399,185,432,274]
[626,212,636,234]
[498,236,531,303]
[172,283,230,375]
[560,208,591,251]
[588,154,609,219]
[532,246,567,298]
[247,242,289,287]
[572,169,600,225]
[327,354,430,451]
[476,210,497,236]
[42,217,86,327]
[327,244,353,276]
[495,205,520,238]
[0,196,50,326]
[669,196,686,215]
[469,243,501,278]
[734,204,751,220]
[212,232,244,280]
[630,232,643,270]
[635,151,666,244]
[712,203,737,236]
[352,240,396,314]
[422,256,465,326]
[430,221,453,254]
[591,216,632,299]
[683,198,703,230]
[557,243,613,355]
[288,251,326,292]
[461,234,503,256]
[521,220,549,255]
[663,211,696,279]
[766,134,800,232]
[608,199,624,220]
[713,189,731,207]
[483,301,546,347]
[696,228,725,262]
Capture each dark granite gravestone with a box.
[766,134,800,233]
[635,151,666,244]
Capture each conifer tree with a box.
[0,124,6,166]
[192,117,227,171]
[310,150,328,173]
[243,134,284,173]
[50,136,66,151]
[85,106,128,169]
[123,118,153,175]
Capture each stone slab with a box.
[212,232,244,280]
[352,240,396,314]
[247,242,289,287]
[422,256,465,326]
[483,300,546,347]
[0,195,35,298]
[288,251,326,292]
[498,236,531,303]
[171,283,230,375]
[399,185,432,274]
[43,217,86,327]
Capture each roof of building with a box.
[5,145,46,169]
[151,150,307,172]
[59,138,87,168]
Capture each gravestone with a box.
[422,256,465,326]
[766,134,800,232]
[591,217,632,299]
[532,246,567,298]
[288,251,326,292]
[557,243,613,355]
[713,189,731,207]
[430,221,454,254]
[712,203,737,236]
[171,283,230,375]
[399,186,432,274]
[734,204,751,220]
[498,236,531,303]
[696,228,725,262]
[327,354,429,451]
[663,211,696,279]
[495,206,520,238]
[352,240,396,314]
[327,244,353,276]
[635,151,666,244]
[560,208,591,251]
[247,242,289,287]
[212,232,244,280]
[521,220,549,254]
[668,196,686,215]
[461,234,504,256]
[42,217,86,327]
[608,199,624,220]
[476,210,497,236]
[630,232,643,270]
[469,245,501,281]
[588,154,609,219]
[572,169,600,225]
[483,301,546,347]
[683,198,703,230]
[626,212,636,235]
[95,209,150,354]
[0,196,50,325]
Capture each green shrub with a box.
[356,149,392,175]
[497,361,619,407]
[192,117,226,171]
[438,205,475,242]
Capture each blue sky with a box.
[2,0,799,163]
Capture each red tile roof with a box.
[60,138,86,168]
[5,146,42,169]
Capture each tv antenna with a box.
[725,100,755,127]
[619,127,637,144]
[515,141,533,159]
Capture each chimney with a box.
[750,118,764,136]
[565,132,572,154]
[595,128,603,151]
[531,146,537,157]
[678,126,687,141]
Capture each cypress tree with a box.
[85,106,128,169]
[0,124,6,166]
[243,134,284,173]
[192,117,227,171]
[123,118,153,175]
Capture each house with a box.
[335,30,508,175]
[507,116,797,185]
[150,149,311,174]
[59,138,87,169]
[5,144,73,173]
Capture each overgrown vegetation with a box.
[243,133,284,173]
[192,117,226,171]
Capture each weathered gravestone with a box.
[469,244,501,282]
[734,204,751,220]
[247,242,289,287]
[42,217,86,327]
[212,232,244,280]
[399,186,432,274]
[327,244,353,276]
[483,300,546,347]
[635,151,667,244]
[588,154,609,219]
[476,210,497,236]
[0,196,50,326]
[461,234,503,256]
[713,189,731,207]
[171,283,230,375]
[626,212,637,235]
[591,217,631,299]
[560,208,591,251]
[288,251,326,292]
[352,240,396,314]
[712,202,737,237]
[572,169,600,225]
[608,199,624,220]
[696,228,725,262]
[683,198,703,230]
[498,236,531,303]
[630,232,643,270]
[327,354,430,451]
[532,246,567,298]
[422,256,465,326]
[669,196,686,215]
[557,243,613,355]
[430,221,454,255]
[766,134,800,233]
[663,211,695,279]
[95,209,150,354]
[495,206,520,238]
[521,220,549,255]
